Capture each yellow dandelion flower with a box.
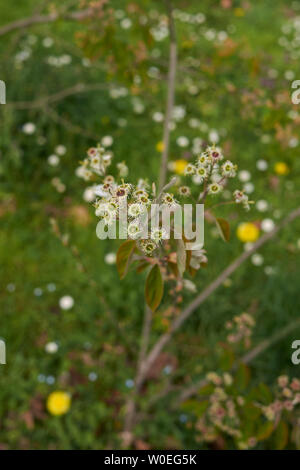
[47,391,71,416]
[173,159,188,175]
[156,141,165,153]
[234,8,245,17]
[236,222,260,243]
[274,162,289,175]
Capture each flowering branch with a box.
[158,0,177,192]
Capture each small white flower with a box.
[244,242,254,252]
[207,146,223,162]
[59,295,74,310]
[45,342,58,354]
[47,283,56,292]
[256,159,268,171]
[222,160,237,178]
[261,134,271,144]
[208,182,222,195]
[172,106,186,121]
[117,162,128,177]
[243,182,255,194]
[83,187,96,202]
[101,135,113,147]
[151,227,167,242]
[94,186,109,199]
[152,112,164,122]
[121,18,132,29]
[176,136,189,147]
[55,145,66,155]
[128,222,142,239]
[183,279,197,293]
[140,240,157,255]
[285,70,295,80]
[238,170,251,182]
[289,137,298,148]
[178,186,191,196]
[251,254,264,266]
[196,166,208,180]
[47,154,60,166]
[261,218,275,233]
[104,253,117,265]
[189,118,200,128]
[89,372,98,382]
[264,266,276,276]
[128,203,143,218]
[95,203,116,225]
[197,153,210,166]
[209,129,219,143]
[125,379,134,388]
[42,37,54,48]
[256,200,268,212]
[22,122,36,135]
[184,163,196,175]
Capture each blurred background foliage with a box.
[0,0,300,449]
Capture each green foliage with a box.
[145,264,164,312]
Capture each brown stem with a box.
[158,0,177,192]
[138,306,153,370]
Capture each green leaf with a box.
[254,383,273,405]
[274,421,289,450]
[235,363,251,391]
[116,240,136,279]
[216,218,230,242]
[256,421,274,441]
[242,403,261,422]
[181,399,209,417]
[145,264,164,312]
[177,239,186,277]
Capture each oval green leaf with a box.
[116,240,136,279]
[145,264,164,312]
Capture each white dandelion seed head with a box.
[45,342,58,354]
[104,253,116,265]
[59,295,74,310]
[261,218,275,233]
[251,254,264,266]
[47,154,60,166]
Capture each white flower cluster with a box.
[181,145,252,209]
[233,190,252,211]
[76,146,114,181]
[78,145,183,255]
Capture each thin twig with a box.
[138,305,153,370]
[0,8,96,37]
[44,106,99,140]
[158,0,177,192]
[7,83,109,110]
